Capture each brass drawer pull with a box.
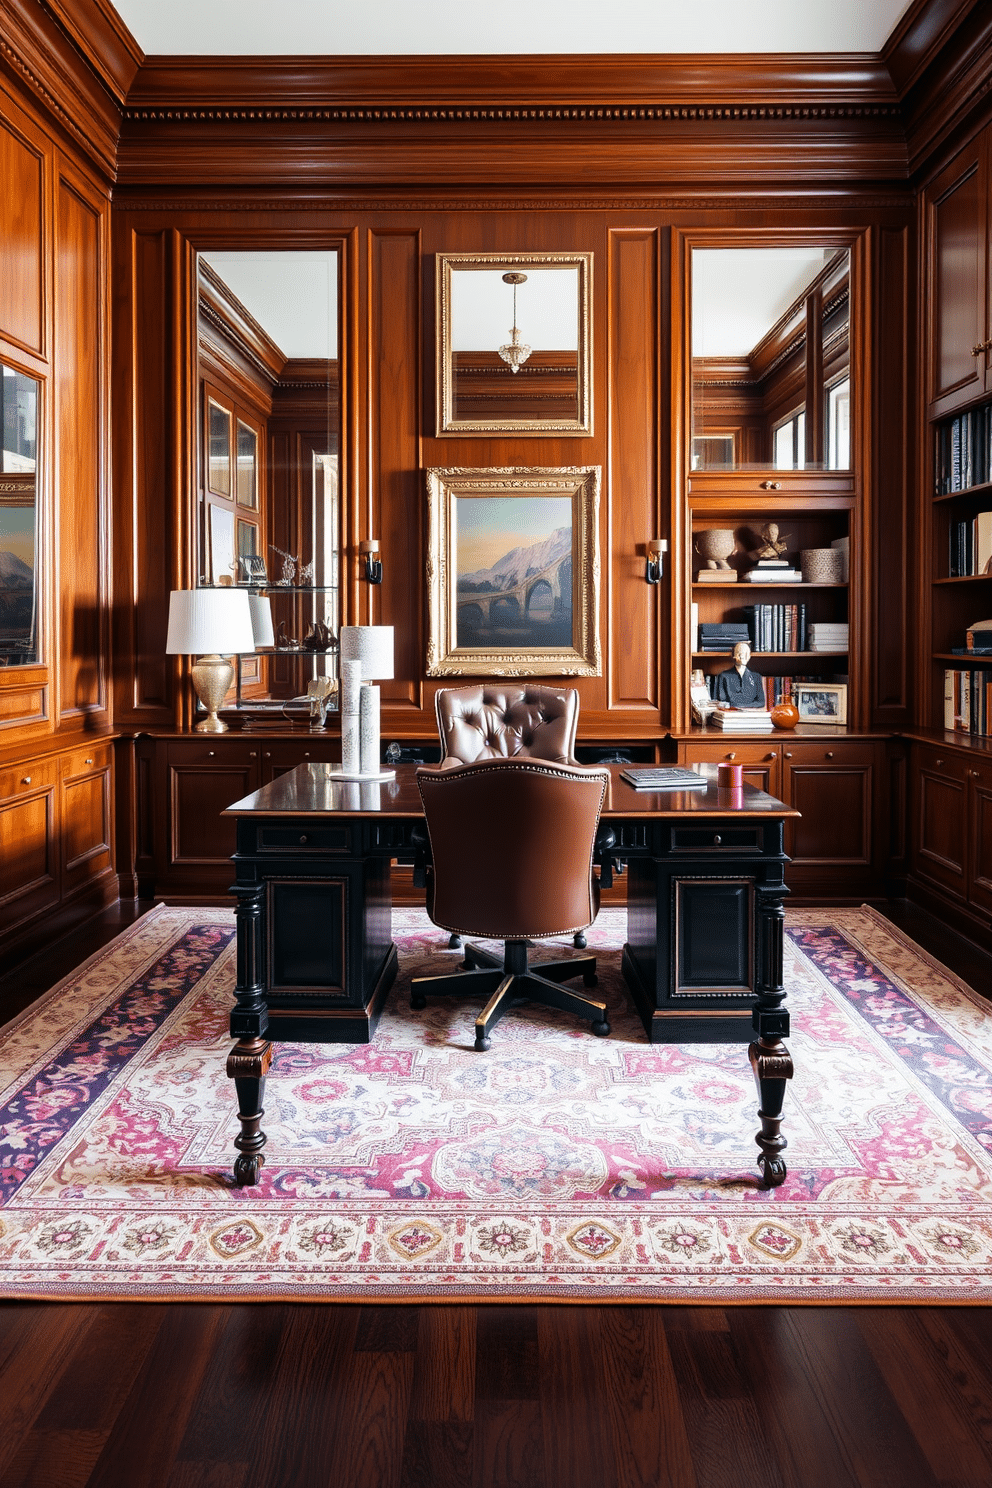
[761,480,782,490]
[825,751,834,759]
[713,834,722,846]
[300,834,309,844]
[21,775,31,785]
[784,751,792,759]
[85,757,93,765]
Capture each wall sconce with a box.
[646,539,668,584]
[360,539,382,584]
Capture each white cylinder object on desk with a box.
[359,683,380,774]
[340,658,362,774]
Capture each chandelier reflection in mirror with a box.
[497,272,532,374]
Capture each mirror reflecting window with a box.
[0,363,39,666]
[197,250,339,706]
[691,246,851,471]
[436,253,592,436]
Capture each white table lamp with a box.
[166,588,255,733]
[329,624,395,780]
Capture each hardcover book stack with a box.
[742,559,801,582]
[944,619,992,738]
[808,622,849,652]
[936,403,992,494]
[743,603,807,652]
[710,706,774,733]
[697,622,750,653]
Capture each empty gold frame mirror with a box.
[691,246,851,471]
[0,363,40,667]
[197,250,339,706]
[436,253,592,436]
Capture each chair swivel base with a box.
[410,938,609,1051]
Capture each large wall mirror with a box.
[691,245,851,471]
[197,249,339,705]
[0,362,39,667]
[436,252,592,436]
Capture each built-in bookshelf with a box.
[687,489,854,725]
[930,397,992,736]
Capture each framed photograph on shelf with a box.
[425,465,601,677]
[793,682,847,725]
[239,553,268,586]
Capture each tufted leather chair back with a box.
[417,758,609,940]
[434,684,579,766]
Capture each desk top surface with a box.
[224,762,799,820]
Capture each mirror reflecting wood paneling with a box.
[691,246,851,471]
[0,362,39,666]
[436,252,592,436]
[197,250,339,707]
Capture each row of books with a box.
[741,603,808,652]
[936,403,992,494]
[948,513,992,577]
[944,668,992,738]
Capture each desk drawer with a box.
[258,824,353,854]
[670,826,762,853]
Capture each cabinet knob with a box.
[761,480,782,490]
[249,751,257,758]
[712,834,722,846]
[264,752,271,759]
[726,752,736,761]
[825,751,834,759]
[85,757,93,765]
[972,769,980,778]
[784,751,792,759]
[300,834,309,844]
[208,750,215,757]
[21,776,31,784]
[972,339,992,355]
[935,758,943,767]
[765,752,775,760]
[304,752,310,758]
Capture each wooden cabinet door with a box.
[678,740,781,799]
[259,738,340,784]
[0,760,59,933]
[967,757,992,915]
[913,747,969,902]
[926,133,990,417]
[166,740,260,871]
[60,744,113,894]
[781,741,877,888]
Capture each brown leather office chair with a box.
[434,683,580,766]
[410,757,612,1051]
[431,684,591,948]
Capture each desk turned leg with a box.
[749,890,793,1188]
[227,1037,272,1186]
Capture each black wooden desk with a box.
[223,763,800,1188]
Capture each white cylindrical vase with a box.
[359,684,380,775]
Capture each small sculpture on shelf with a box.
[276,619,299,650]
[269,546,300,585]
[693,528,736,571]
[714,640,766,708]
[747,522,792,565]
[298,559,315,587]
[301,620,337,653]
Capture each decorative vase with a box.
[694,528,736,570]
[770,700,800,730]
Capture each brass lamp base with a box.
[191,654,235,733]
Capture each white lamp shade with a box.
[247,593,275,648]
[166,589,255,655]
[339,624,394,680]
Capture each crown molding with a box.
[898,1,992,177]
[125,51,899,112]
[42,0,143,106]
[881,0,979,98]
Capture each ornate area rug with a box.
[1,904,991,1303]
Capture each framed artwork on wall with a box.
[435,253,593,437]
[425,466,601,677]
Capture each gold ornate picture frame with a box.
[435,253,593,436]
[425,466,601,678]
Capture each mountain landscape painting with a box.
[455,494,573,650]
[0,507,36,661]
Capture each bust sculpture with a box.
[747,521,791,563]
[714,640,766,708]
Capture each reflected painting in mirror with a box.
[0,363,39,666]
[691,246,851,471]
[436,253,592,436]
[197,249,339,704]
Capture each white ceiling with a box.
[112,0,915,57]
[692,248,837,358]
[200,251,337,359]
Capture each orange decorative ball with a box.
[770,700,800,730]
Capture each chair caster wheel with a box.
[474,1035,491,1052]
[758,1156,787,1188]
[448,934,462,949]
[583,972,598,986]
[591,1020,611,1038]
[411,995,427,1010]
[573,932,587,949]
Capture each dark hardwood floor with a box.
[1,899,991,1488]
